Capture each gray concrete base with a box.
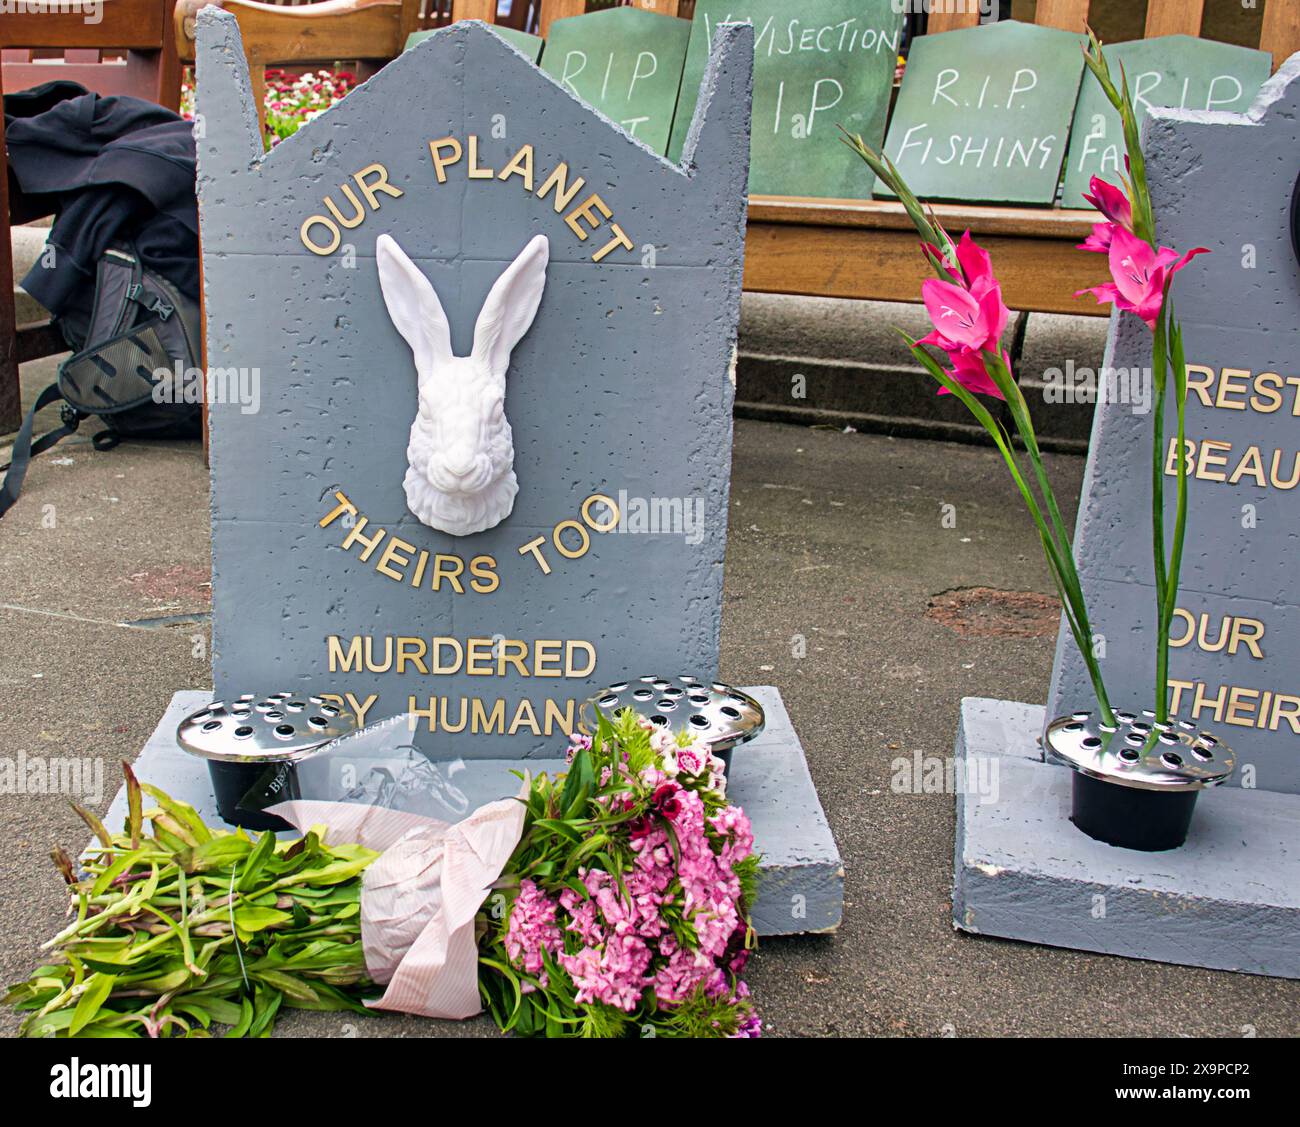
[103,686,843,938]
[953,697,1300,978]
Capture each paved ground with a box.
[2,357,1297,1038]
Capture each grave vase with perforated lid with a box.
[579,676,765,778]
[176,694,358,831]
[1044,710,1234,851]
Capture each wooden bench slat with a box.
[174,0,407,64]
[629,1,683,15]
[539,0,586,38]
[1261,0,1300,72]
[743,219,1108,316]
[1145,0,1205,39]
[748,196,1098,241]
[1035,0,1091,34]
[449,0,494,21]
[926,10,981,36]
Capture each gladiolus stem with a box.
[902,335,1115,726]
[1154,300,1191,722]
[854,120,1117,726]
[1151,294,1170,717]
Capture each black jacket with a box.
[4,81,198,323]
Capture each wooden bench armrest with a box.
[747,196,1098,242]
[1,0,165,50]
[175,0,407,64]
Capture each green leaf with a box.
[124,762,143,849]
[71,803,112,850]
[479,957,523,1031]
[75,1023,138,1039]
[173,1000,212,1029]
[141,783,213,846]
[68,974,115,1036]
[189,834,252,871]
[89,850,143,898]
[254,970,319,1005]
[186,994,243,1025]
[560,745,593,814]
[232,906,292,934]
[273,857,373,889]
[248,985,283,1038]
[236,830,277,892]
[533,818,584,843]
[225,996,255,1039]
[136,967,195,993]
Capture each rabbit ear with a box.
[376,234,453,371]
[471,235,549,380]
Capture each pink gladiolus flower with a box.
[1083,175,1133,230]
[918,276,1009,356]
[1076,227,1208,329]
[1077,177,1137,254]
[937,348,1008,401]
[921,230,996,296]
[1077,221,1117,255]
[1077,176,1139,254]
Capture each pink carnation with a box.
[504,880,562,989]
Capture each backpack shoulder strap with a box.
[0,383,80,519]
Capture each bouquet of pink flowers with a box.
[478,708,761,1038]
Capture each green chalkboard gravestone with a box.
[406,25,544,62]
[670,1,903,198]
[539,7,690,155]
[1063,35,1270,208]
[876,20,1085,205]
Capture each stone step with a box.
[735,293,1107,451]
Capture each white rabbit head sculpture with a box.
[376,232,549,536]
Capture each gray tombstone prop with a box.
[194,14,755,760]
[407,26,544,62]
[97,11,843,943]
[1049,57,1300,797]
[952,58,1300,979]
[96,15,842,941]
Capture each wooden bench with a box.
[173,0,1300,321]
[1,0,184,432]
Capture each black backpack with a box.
[0,244,202,518]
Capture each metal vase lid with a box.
[177,692,358,764]
[580,675,764,753]
[1044,708,1234,792]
